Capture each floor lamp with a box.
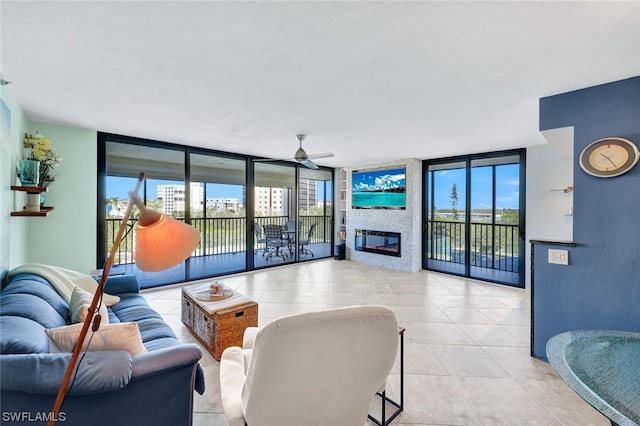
[48,173,200,425]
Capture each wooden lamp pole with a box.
[48,173,146,426]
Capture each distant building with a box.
[206,197,240,212]
[298,179,317,212]
[250,182,319,215]
[157,183,203,215]
[254,187,289,215]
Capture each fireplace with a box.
[354,229,401,257]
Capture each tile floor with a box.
[142,259,609,426]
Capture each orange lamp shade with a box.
[134,215,201,272]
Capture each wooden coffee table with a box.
[181,282,258,360]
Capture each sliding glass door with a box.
[253,162,297,268]
[189,152,247,280]
[99,134,335,288]
[298,168,333,260]
[425,161,467,276]
[101,140,190,288]
[424,150,525,287]
[469,157,522,283]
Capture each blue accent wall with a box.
[533,76,640,359]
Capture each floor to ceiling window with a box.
[298,167,333,260]
[253,162,297,268]
[424,150,525,287]
[100,140,190,288]
[98,133,334,288]
[189,152,247,280]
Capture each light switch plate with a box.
[548,249,569,265]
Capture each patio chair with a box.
[298,223,316,257]
[253,223,267,256]
[283,220,297,255]
[263,224,286,261]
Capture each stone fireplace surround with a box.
[344,158,422,273]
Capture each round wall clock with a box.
[579,137,639,178]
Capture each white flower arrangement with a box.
[22,132,62,187]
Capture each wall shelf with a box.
[10,186,53,216]
[338,168,347,242]
[11,185,49,193]
[550,186,573,193]
[11,207,54,217]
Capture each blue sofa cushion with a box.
[110,298,165,323]
[0,293,67,329]
[102,274,140,295]
[0,316,50,354]
[137,317,176,338]
[1,274,68,319]
[144,337,183,352]
[1,351,133,395]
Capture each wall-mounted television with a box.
[352,167,406,209]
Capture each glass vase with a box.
[20,159,40,186]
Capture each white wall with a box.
[524,143,574,288]
[345,158,422,273]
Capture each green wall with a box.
[1,86,97,275]
[24,122,98,272]
[1,85,29,275]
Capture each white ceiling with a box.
[2,1,639,169]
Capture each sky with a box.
[108,164,520,209]
[430,164,520,210]
[106,177,326,201]
[107,176,243,200]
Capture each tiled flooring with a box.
[142,259,608,426]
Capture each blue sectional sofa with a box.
[0,272,205,426]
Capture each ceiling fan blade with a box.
[253,157,300,165]
[306,152,334,160]
[255,135,331,169]
[301,159,319,169]
[254,157,307,166]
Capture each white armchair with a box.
[219,305,399,426]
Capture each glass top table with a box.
[546,330,640,426]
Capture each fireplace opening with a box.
[354,229,401,257]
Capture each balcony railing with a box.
[427,220,520,272]
[106,215,332,266]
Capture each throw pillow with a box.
[45,322,147,355]
[69,287,109,325]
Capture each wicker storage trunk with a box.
[181,284,258,360]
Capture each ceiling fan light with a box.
[294,147,308,161]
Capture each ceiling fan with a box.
[256,134,334,169]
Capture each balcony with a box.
[105,215,333,288]
[427,220,521,285]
